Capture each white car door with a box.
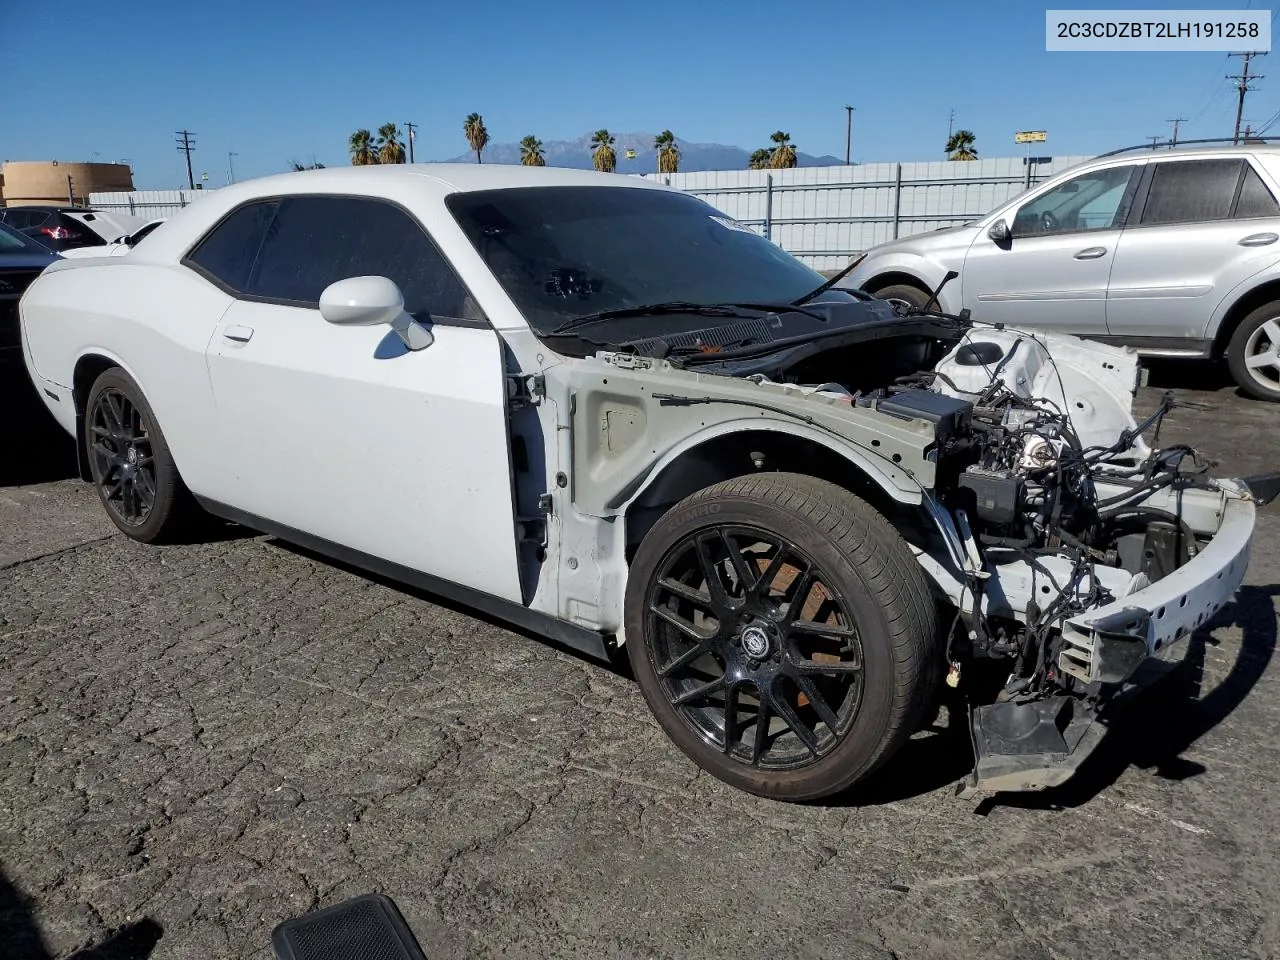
[194,194,523,603]
[958,162,1143,333]
[1105,156,1280,349]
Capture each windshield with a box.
[0,221,52,254]
[446,186,827,334]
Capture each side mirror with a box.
[987,219,1012,244]
[319,276,433,351]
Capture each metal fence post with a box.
[892,163,903,239]
[764,175,774,242]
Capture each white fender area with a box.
[934,327,1148,455]
[613,417,926,512]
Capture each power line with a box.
[1255,104,1280,135]
[175,130,197,190]
[1228,52,1266,144]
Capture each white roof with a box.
[226,162,667,200]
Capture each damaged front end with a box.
[612,303,1271,794]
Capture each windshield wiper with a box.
[546,302,736,337]
[545,300,825,338]
[791,252,870,305]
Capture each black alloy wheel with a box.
[89,386,156,526]
[85,367,202,543]
[625,474,939,801]
[645,525,864,769]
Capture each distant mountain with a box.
[445,131,845,173]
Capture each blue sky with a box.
[5,0,1277,188]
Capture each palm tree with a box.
[349,129,378,166]
[376,123,405,164]
[464,113,489,163]
[768,131,797,169]
[519,135,545,166]
[654,130,680,174]
[591,129,617,173]
[747,148,772,170]
[288,160,326,171]
[945,130,978,161]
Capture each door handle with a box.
[1073,246,1108,260]
[1238,232,1279,246]
[222,323,254,343]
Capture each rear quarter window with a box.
[183,200,280,293]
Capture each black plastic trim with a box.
[272,893,426,960]
[193,495,611,662]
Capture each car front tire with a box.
[1227,303,1280,402]
[624,473,940,801]
[85,368,202,543]
[872,283,932,312]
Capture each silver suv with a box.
[845,143,1280,401]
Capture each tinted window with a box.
[1235,164,1280,218]
[447,186,828,334]
[186,200,278,291]
[1141,159,1243,225]
[1013,166,1137,236]
[3,210,43,230]
[246,196,480,321]
[0,221,52,253]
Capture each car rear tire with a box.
[85,368,202,543]
[624,473,940,801]
[872,283,932,312]
[1227,304,1280,402]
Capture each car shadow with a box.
[841,584,1278,809]
[0,867,162,960]
[1,360,78,487]
[975,582,1278,813]
[1142,357,1238,394]
[267,539,633,678]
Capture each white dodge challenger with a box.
[18,165,1275,801]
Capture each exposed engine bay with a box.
[605,293,1274,792]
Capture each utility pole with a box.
[1145,135,1162,149]
[227,151,238,184]
[843,105,854,165]
[1229,52,1266,144]
[947,107,955,147]
[176,130,197,190]
[405,121,418,164]
[1166,116,1187,147]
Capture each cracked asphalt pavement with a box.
[1,356,1278,960]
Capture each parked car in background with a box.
[0,221,59,364]
[0,206,150,254]
[58,219,167,259]
[844,142,1280,401]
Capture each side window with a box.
[184,200,279,292]
[5,210,38,230]
[1012,166,1137,237]
[1235,164,1280,219]
[1140,159,1243,225]
[246,196,482,322]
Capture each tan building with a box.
[0,160,134,207]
